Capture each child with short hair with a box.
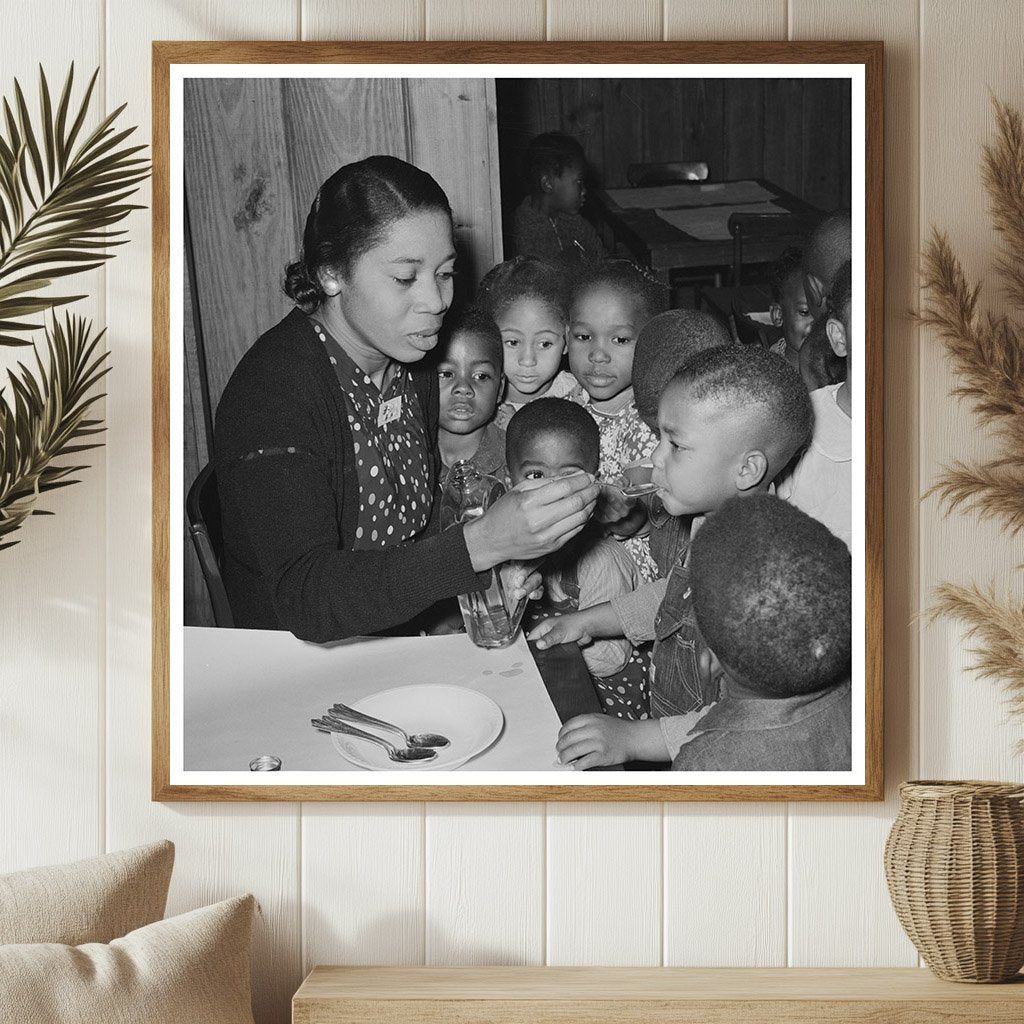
[434,306,508,483]
[530,345,814,769]
[672,492,852,770]
[631,308,733,576]
[507,398,649,719]
[780,260,853,548]
[768,247,815,372]
[568,259,669,583]
[478,257,580,430]
[510,132,606,264]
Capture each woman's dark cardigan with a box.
[214,308,483,642]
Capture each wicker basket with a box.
[884,780,1024,982]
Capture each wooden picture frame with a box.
[153,40,883,801]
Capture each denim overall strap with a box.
[650,544,718,717]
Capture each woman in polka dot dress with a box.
[214,156,599,642]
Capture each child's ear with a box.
[736,449,768,491]
[769,302,783,328]
[825,317,848,358]
[540,173,554,194]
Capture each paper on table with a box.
[656,201,789,241]
[606,180,776,210]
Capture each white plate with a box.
[329,684,504,771]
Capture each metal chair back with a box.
[185,462,235,628]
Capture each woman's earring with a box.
[319,271,342,297]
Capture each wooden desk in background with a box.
[592,178,818,287]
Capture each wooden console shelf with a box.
[293,966,1024,1023]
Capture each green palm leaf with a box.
[0,312,110,548]
[0,64,150,346]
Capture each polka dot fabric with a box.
[314,322,432,550]
[583,394,660,584]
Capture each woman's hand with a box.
[594,483,636,525]
[463,471,600,570]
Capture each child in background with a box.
[568,259,668,583]
[780,260,852,548]
[434,306,508,483]
[529,346,814,769]
[478,257,580,430]
[631,308,733,576]
[768,247,815,372]
[673,493,852,770]
[802,211,852,320]
[632,309,734,433]
[507,399,650,719]
[510,132,606,265]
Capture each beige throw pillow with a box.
[0,893,256,1024]
[0,839,174,945]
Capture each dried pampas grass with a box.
[919,98,1024,742]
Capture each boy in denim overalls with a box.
[530,346,813,769]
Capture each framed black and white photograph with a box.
[153,41,883,801]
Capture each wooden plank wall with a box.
[4,4,1024,1024]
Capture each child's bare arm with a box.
[527,601,623,648]
[556,715,671,769]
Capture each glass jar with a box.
[440,461,526,649]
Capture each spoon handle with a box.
[311,717,400,755]
[329,703,409,743]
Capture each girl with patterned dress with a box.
[566,259,668,585]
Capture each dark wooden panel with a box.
[643,78,684,163]
[762,78,806,202]
[183,78,297,419]
[601,78,645,188]
[722,78,764,181]
[694,78,727,179]
[802,77,852,211]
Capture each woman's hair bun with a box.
[284,258,325,313]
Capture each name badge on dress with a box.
[377,396,402,427]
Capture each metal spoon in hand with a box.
[328,703,450,749]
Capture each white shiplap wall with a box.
[2,3,1022,1022]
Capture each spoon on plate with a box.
[310,717,437,763]
[328,702,450,749]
